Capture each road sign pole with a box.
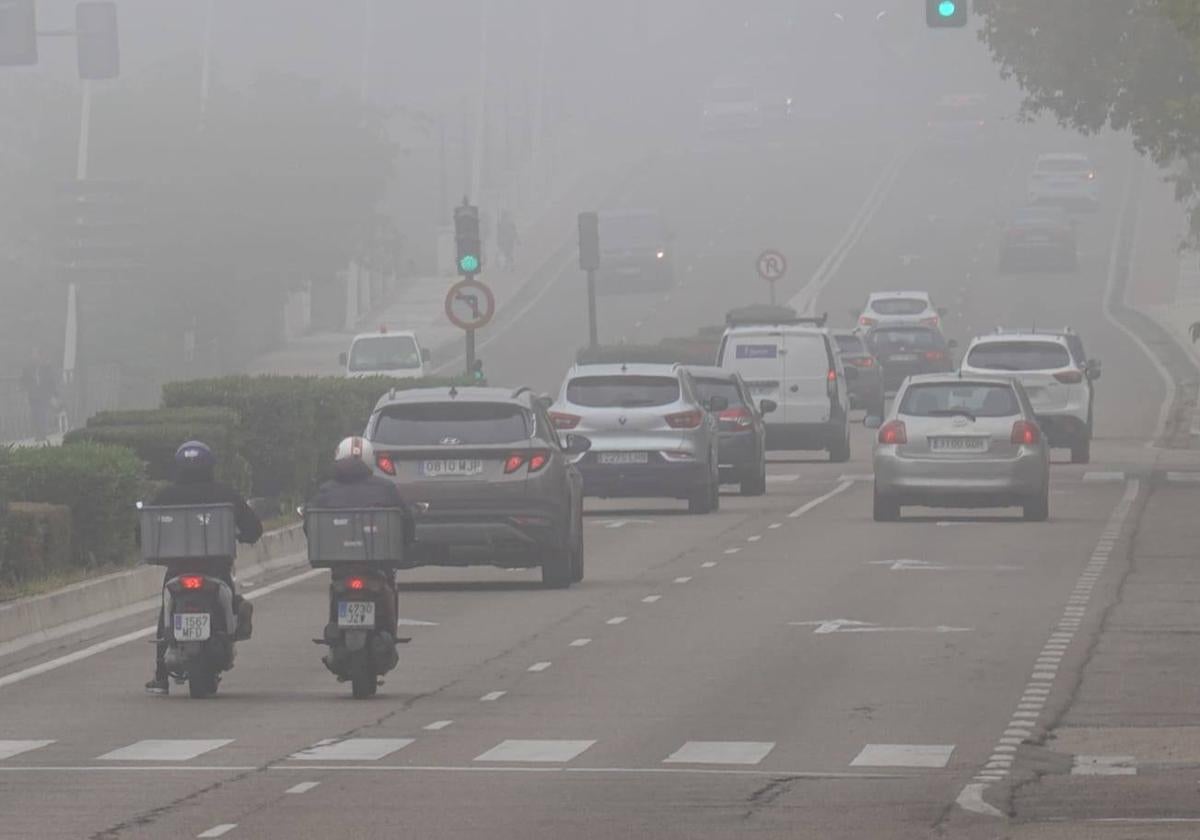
[768,278,776,305]
[465,326,476,374]
[586,268,598,349]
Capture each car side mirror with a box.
[420,348,431,363]
[947,339,959,349]
[707,396,729,412]
[864,415,883,429]
[564,434,592,455]
[338,352,348,366]
[759,399,777,415]
[1086,360,1102,380]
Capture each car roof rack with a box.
[725,305,827,328]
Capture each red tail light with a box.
[503,453,526,474]
[827,369,838,382]
[665,409,703,429]
[180,575,204,590]
[919,316,940,327]
[924,350,946,362]
[376,454,396,476]
[859,316,877,327]
[527,451,550,472]
[719,407,754,428]
[1054,370,1083,384]
[1011,420,1040,446]
[347,577,365,591]
[849,356,875,368]
[878,420,907,445]
[549,412,580,430]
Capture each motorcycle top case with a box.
[139,503,237,565]
[304,508,405,568]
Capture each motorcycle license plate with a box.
[173,612,211,642]
[338,601,376,628]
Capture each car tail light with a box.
[1011,420,1040,446]
[827,369,838,382]
[503,453,526,474]
[849,356,875,368]
[878,420,907,445]
[719,407,754,428]
[550,412,580,430]
[1087,171,1096,180]
[1054,370,1083,384]
[347,577,365,591]
[859,316,877,328]
[527,451,550,473]
[665,409,703,429]
[924,350,946,362]
[920,316,940,327]
[180,575,204,590]
[376,454,396,475]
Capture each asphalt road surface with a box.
[5,111,1200,840]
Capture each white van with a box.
[340,329,430,380]
[717,314,852,461]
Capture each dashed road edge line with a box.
[788,480,856,519]
[954,479,1140,819]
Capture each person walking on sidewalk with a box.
[20,347,58,442]
[498,210,519,271]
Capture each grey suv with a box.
[364,386,591,588]
[550,363,722,514]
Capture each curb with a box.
[0,523,308,662]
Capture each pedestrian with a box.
[498,210,519,271]
[20,348,58,442]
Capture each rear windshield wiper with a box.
[927,408,977,421]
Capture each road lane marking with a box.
[641,595,661,603]
[1166,471,1200,483]
[424,721,454,731]
[746,535,762,542]
[286,782,320,794]
[723,548,741,555]
[674,577,692,584]
[480,691,507,702]
[527,661,552,672]
[765,474,799,483]
[664,741,775,766]
[851,745,954,769]
[789,481,854,518]
[605,617,627,625]
[0,740,54,760]
[269,764,910,779]
[291,739,414,762]
[569,638,591,647]
[197,825,237,839]
[701,561,717,568]
[1073,755,1136,776]
[592,519,655,529]
[790,619,971,634]
[474,740,596,763]
[99,740,233,762]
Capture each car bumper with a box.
[874,448,1047,506]
[579,460,708,498]
[717,431,758,474]
[765,422,840,451]
[407,506,566,566]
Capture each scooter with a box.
[162,570,238,698]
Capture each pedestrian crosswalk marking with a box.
[0,740,54,760]
[98,739,233,762]
[664,741,775,766]
[474,740,596,763]
[851,744,954,768]
[290,738,414,761]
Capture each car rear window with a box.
[348,336,420,372]
[566,375,680,408]
[1014,207,1067,224]
[835,335,866,354]
[870,298,927,315]
[693,378,745,408]
[373,403,532,446]
[899,383,1021,418]
[967,341,1070,371]
[1036,158,1091,173]
[869,328,942,350]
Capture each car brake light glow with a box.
[850,356,875,368]
[528,451,549,472]
[923,350,946,361]
[665,409,703,429]
[719,407,754,428]
[180,575,204,590]
[1054,369,1083,384]
[878,420,907,445]
[549,412,581,430]
[1012,420,1040,446]
[1087,171,1096,180]
[920,316,940,327]
[827,369,837,382]
[503,454,526,474]
[656,250,666,260]
[347,577,365,591]
[376,454,396,475]
[859,316,877,327]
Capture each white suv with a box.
[855,291,946,331]
[1027,153,1099,210]
[960,331,1100,463]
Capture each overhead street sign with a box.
[756,249,787,282]
[445,278,495,331]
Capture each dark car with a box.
[999,205,1078,272]
[833,331,884,415]
[866,326,957,392]
[364,386,592,588]
[685,367,774,496]
[597,209,674,293]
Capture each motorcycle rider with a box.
[306,436,414,637]
[145,441,262,695]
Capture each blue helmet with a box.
[175,440,216,478]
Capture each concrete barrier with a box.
[0,523,308,661]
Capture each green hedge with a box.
[0,443,145,569]
[162,375,474,500]
[86,407,240,428]
[0,502,72,587]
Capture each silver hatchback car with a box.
[870,374,1050,522]
[550,362,722,514]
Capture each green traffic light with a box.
[459,254,480,274]
[938,0,956,16]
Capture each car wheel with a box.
[569,512,584,583]
[873,485,900,522]
[1070,434,1091,465]
[741,458,767,496]
[540,537,573,589]
[829,426,851,463]
[688,472,716,515]
[1023,483,1050,522]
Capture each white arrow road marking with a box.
[789,619,972,634]
[592,519,655,529]
[867,559,1021,572]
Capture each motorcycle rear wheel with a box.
[351,671,377,699]
[188,666,218,699]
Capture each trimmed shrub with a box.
[1,443,145,569]
[0,502,72,587]
[86,407,240,429]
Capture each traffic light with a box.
[578,211,599,271]
[76,2,119,80]
[454,201,482,276]
[0,0,37,67]
[927,0,967,27]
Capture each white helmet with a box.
[334,436,374,465]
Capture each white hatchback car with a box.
[959,331,1100,463]
[1027,153,1099,210]
[855,291,947,331]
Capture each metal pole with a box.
[586,268,598,349]
[62,80,93,413]
[438,118,447,223]
[360,0,374,105]
[471,0,490,198]
[769,279,776,305]
[200,0,215,118]
[465,328,476,374]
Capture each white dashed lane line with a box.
[723,548,741,555]
[701,561,717,568]
[286,781,320,794]
[480,691,507,703]
[606,616,628,625]
[674,576,692,584]
[423,721,454,731]
[527,662,552,673]
[569,638,592,647]
[197,826,237,839]
[641,595,662,604]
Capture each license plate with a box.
[597,451,649,465]
[889,353,918,362]
[421,459,483,477]
[338,601,376,628]
[173,612,211,642]
[929,437,988,453]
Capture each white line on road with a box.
[746,535,762,542]
[851,744,954,769]
[641,595,661,603]
[99,740,233,762]
[605,616,627,625]
[474,740,596,763]
[674,577,692,584]
[291,739,413,762]
[701,561,717,569]
[665,741,776,766]
[788,481,854,519]
[723,547,741,555]
[286,782,320,794]
[424,721,454,731]
[197,825,237,839]
[527,661,552,672]
[0,740,54,760]
[269,764,910,779]
[569,638,591,647]
[480,691,507,702]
